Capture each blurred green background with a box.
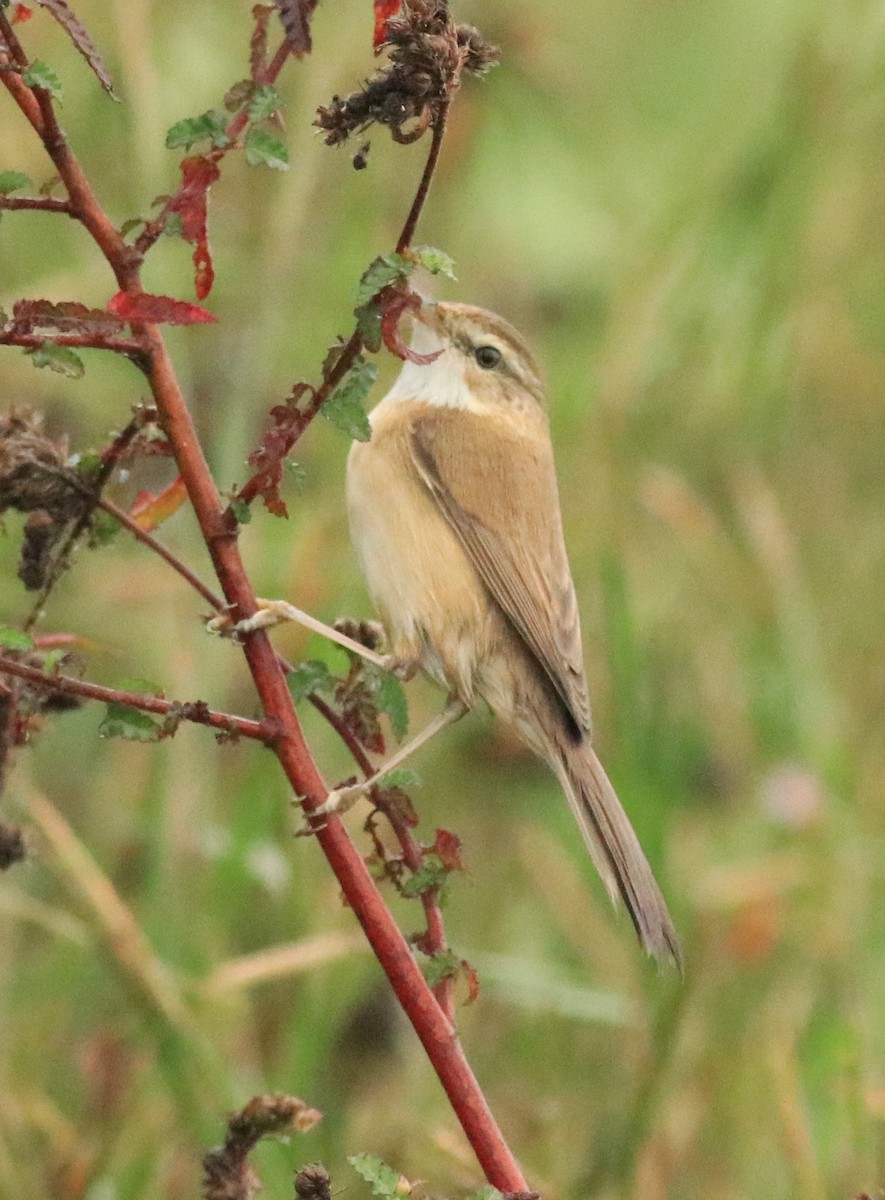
[2,0,885,1197]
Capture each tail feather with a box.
[553,740,682,970]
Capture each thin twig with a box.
[98,496,224,611]
[396,101,450,254]
[0,656,270,742]
[0,195,75,215]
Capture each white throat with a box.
[372,321,480,417]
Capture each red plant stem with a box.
[0,656,269,741]
[309,692,455,1021]
[0,19,531,1193]
[396,101,450,254]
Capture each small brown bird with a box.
[344,301,682,967]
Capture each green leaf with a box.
[321,360,377,442]
[347,1154,404,1198]
[99,702,162,742]
[27,341,85,379]
[375,673,409,739]
[23,61,63,99]
[354,254,412,307]
[401,858,448,899]
[354,298,383,353]
[244,127,289,170]
[467,1189,505,1200]
[0,171,31,196]
[422,947,461,986]
[0,626,34,651]
[165,110,229,151]
[287,659,334,702]
[87,509,120,548]
[228,498,252,525]
[69,449,103,479]
[412,244,457,279]
[247,84,282,122]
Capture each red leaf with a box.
[107,292,217,326]
[275,0,318,56]
[11,299,124,335]
[380,288,441,364]
[461,958,481,1005]
[11,4,34,22]
[243,392,313,515]
[432,828,466,872]
[168,156,221,300]
[373,0,400,50]
[33,0,116,96]
[129,476,188,531]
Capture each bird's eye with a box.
[474,344,502,370]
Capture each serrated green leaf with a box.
[0,626,34,651]
[228,498,252,525]
[354,298,383,353]
[287,659,335,702]
[87,509,120,548]
[28,341,85,379]
[321,360,377,442]
[99,703,162,742]
[347,1154,403,1197]
[165,110,229,151]
[0,171,31,196]
[413,245,457,279]
[401,858,449,899]
[422,947,460,986]
[375,673,409,740]
[354,254,412,307]
[244,127,289,170]
[247,83,282,122]
[23,61,63,99]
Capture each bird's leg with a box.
[208,599,408,675]
[307,695,469,822]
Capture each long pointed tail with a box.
[552,738,682,969]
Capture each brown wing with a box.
[409,406,591,734]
